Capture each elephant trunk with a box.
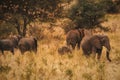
[105,42,111,62]
[107,44,111,51]
[106,44,111,62]
[106,51,111,62]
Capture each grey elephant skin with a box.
[81,35,111,62]
[66,29,85,49]
[0,35,20,54]
[18,37,37,54]
[9,35,22,48]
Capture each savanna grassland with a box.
[0,14,120,80]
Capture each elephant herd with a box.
[0,28,111,62]
[59,29,111,62]
[0,36,37,54]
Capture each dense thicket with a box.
[67,0,120,29]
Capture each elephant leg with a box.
[77,41,80,50]
[34,48,37,53]
[21,50,25,55]
[71,44,76,50]
[20,49,25,55]
[11,49,14,55]
[1,50,4,55]
[32,46,37,53]
[91,47,96,59]
[97,49,102,60]
[82,47,89,55]
[106,51,111,62]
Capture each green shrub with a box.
[0,22,17,38]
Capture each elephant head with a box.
[81,35,111,62]
[100,35,111,51]
[91,35,111,49]
[100,35,111,62]
[93,35,111,62]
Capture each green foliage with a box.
[100,0,118,13]
[0,0,65,36]
[0,0,64,22]
[68,0,112,29]
[27,25,44,40]
[62,19,76,33]
[0,22,17,38]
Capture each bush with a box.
[67,0,110,29]
[0,22,17,38]
[62,19,76,33]
[27,25,44,40]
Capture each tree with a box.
[0,0,63,36]
[101,0,118,13]
[67,0,111,29]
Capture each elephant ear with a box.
[92,38,102,49]
[100,37,106,44]
[100,36,110,48]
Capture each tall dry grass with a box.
[0,14,120,80]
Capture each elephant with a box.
[66,29,85,50]
[81,35,111,62]
[58,46,72,55]
[9,35,22,48]
[0,35,21,54]
[18,37,37,54]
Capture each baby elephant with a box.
[81,35,111,62]
[58,46,72,55]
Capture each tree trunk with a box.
[14,16,28,37]
[23,23,27,37]
[15,19,22,36]
[22,16,28,37]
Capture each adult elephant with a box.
[66,29,85,49]
[0,35,21,54]
[18,37,37,54]
[9,35,22,48]
[81,35,111,62]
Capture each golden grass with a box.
[0,14,120,80]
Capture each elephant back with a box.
[0,39,14,50]
[66,29,85,49]
[9,35,21,48]
[18,37,37,53]
[66,30,79,44]
[78,29,85,40]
